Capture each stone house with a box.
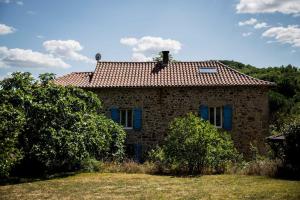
[55,51,274,161]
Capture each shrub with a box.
[0,72,126,176]
[80,158,103,172]
[0,104,25,177]
[152,113,238,174]
[282,119,300,173]
[226,158,282,177]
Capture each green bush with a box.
[0,104,25,177]
[0,72,126,177]
[151,113,238,174]
[282,119,300,172]
[80,158,103,172]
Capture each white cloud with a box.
[262,25,300,47]
[120,37,138,46]
[0,46,70,69]
[236,0,300,15]
[120,36,182,61]
[131,53,152,62]
[242,32,252,37]
[291,49,296,53]
[254,22,269,29]
[238,18,257,26]
[238,18,269,29]
[0,23,16,35]
[43,40,94,63]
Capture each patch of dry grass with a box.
[1,173,300,200]
[226,159,283,177]
[99,161,156,174]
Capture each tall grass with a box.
[226,159,282,177]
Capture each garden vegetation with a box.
[149,113,238,174]
[0,72,126,177]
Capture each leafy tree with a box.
[0,104,25,177]
[220,61,300,130]
[152,113,238,174]
[0,72,126,177]
[282,119,300,171]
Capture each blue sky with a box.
[0,0,300,79]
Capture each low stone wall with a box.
[90,86,269,158]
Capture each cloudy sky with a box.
[0,0,300,79]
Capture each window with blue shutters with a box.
[208,107,223,128]
[120,109,133,129]
[200,105,231,129]
[111,108,133,129]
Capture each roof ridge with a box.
[95,60,219,63]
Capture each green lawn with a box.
[1,173,300,200]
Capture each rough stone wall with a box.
[90,86,270,158]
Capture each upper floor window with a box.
[120,109,133,129]
[209,107,222,128]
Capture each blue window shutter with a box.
[134,144,142,163]
[199,105,209,120]
[110,107,120,123]
[133,108,142,130]
[223,105,233,131]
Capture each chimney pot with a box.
[162,51,169,65]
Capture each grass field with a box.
[1,173,300,200]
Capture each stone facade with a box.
[90,86,269,158]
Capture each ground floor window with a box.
[120,109,133,129]
[209,107,222,128]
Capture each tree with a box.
[282,119,300,171]
[0,72,126,177]
[152,113,238,174]
[0,104,25,177]
[220,61,300,130]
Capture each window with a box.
[199,67,217,73]
[209,107,222,128]
[120,109,133,129]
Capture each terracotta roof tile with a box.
[54,72,92,88]
[54,61,275,88]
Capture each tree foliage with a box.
[220,61,300,129]
[282,118,300,171]
[151,113,238,174]
[0,72,126,177]
[0,104,25,177]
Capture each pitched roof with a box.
[54,61,275,88]
[55,72,92,88]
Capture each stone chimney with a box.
[162,51,169,65]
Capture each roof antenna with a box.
[95,53,101,62]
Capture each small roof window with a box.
[199,67,217,73]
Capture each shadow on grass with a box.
[0,171,79,186]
